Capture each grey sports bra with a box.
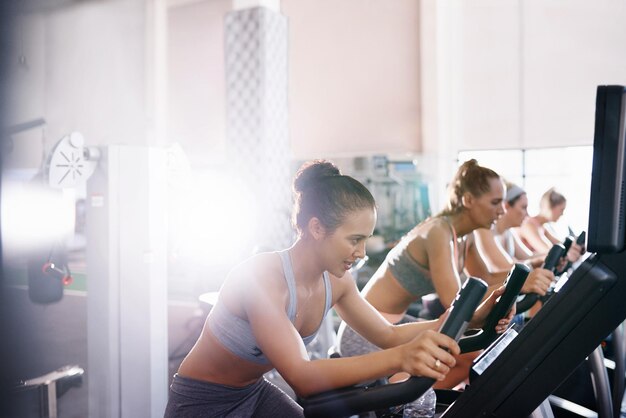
[208,250,333,365]
[388,216,467,297]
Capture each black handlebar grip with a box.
[439,277,488,340]
[516,243,565,313]
[576,231,586,246]
[459,264,529,353]
[516,293,539,314]
[543,243,565,272]
[300,278,488,418]
[563,237,574,253]
[562,232,587,275]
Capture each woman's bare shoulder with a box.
[421,217,453,240]
[474,227,495,239]
[399,218,452,260]
[225,252,284,290]
[403,217,446,241]
[520,216,541,232]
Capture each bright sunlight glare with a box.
[172,171,256,267]
[2,181,76,257]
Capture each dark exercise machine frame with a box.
[441,252,623,417]
[300,264,530,418]
[300,85,625,418]
[301,86,626,418]
[441,84,626,417]
[300,277,489,418]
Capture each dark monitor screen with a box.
[588,85,626,253]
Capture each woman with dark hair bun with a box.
[164,159,507,417]
[338,160,553,389]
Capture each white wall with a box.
[282,0,423,159]
[6,14,46,130]
[456,0,626,151]
[7,0,626,202]
[419,0,626,212]
[163,0,424,164]
[419,0,463,212]
[460,0,521,150]
[522,1,626,148]
[4,14,47,173]
[167,0,230,167]
[5,0,164,166]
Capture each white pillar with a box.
[419,0,464,213]
[145,0,168,147]
[86,145,169,418]
[224,5,293,250]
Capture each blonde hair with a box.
[540,187,566,209]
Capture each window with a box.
[457,146,593,236]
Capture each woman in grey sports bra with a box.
[338,160,540,389]
[165,160,506,417]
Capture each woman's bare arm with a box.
[473,228,515,271]
[466,235,554,296]
[519,219,552,253]
[464,237,508,289]
[511,229,536,261]
[245,271,459,397]
[333,274,444,349]
[423,224,465,308]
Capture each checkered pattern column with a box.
[225,7,293,251]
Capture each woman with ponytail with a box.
[165,160,507,417]
[338,160,553,389]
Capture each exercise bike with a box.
[299,263,529,417]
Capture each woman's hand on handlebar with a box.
[566,242,583,263]
[399,329,460,382]
[529,256,545,269]
[468,286,515,332]
[521,268,554,296]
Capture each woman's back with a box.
[361,216,465,316]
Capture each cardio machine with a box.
[299,276,487,418]
[438,85,626,417]
[514,228,586,315]
[299,263,530,417]
[303,84,626,417]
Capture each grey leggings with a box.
[164,374,303,418]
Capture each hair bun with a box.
[291,159,375,235]
[293,159,341,194]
